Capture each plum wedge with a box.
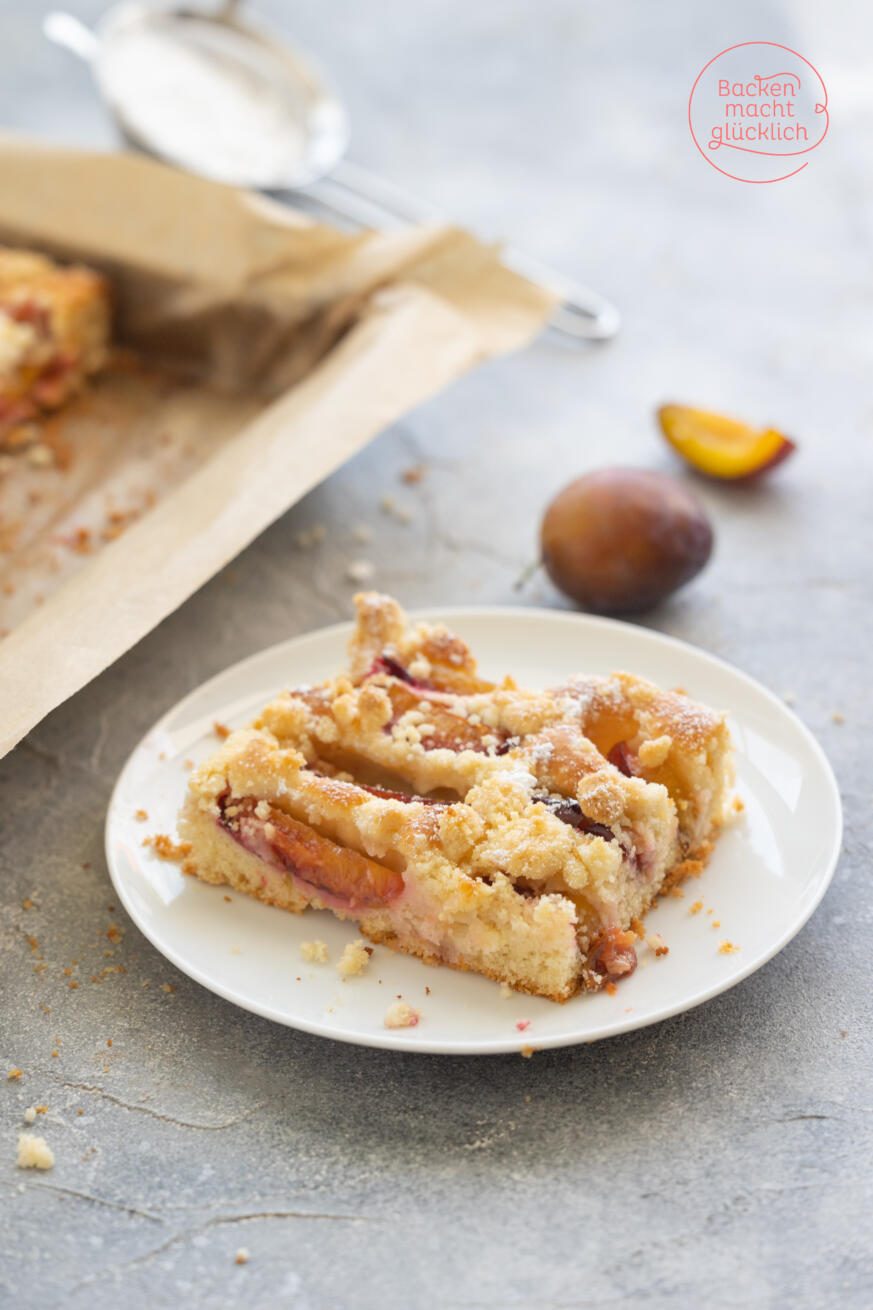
[658,403,796,480]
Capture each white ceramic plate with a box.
[106,608,842,1054]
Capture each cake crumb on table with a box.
[17,1133,54,1170]
[380,494,412,523]
[718,941,740,955]
[23,1107,36,1124]
[384,1000,420,1029]
[234,1248,250,1266]
[346,558,375,585]
[337,939,372,978]
[7,1068,23,1081]
[301,940,329,964]
[832,711,845,725]
[134,808,148,821]
[690,900,703,915]
[520,1046,535,1059]
[646,932,669,957]
[294,523,326,549]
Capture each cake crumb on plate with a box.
[384,1000,420,1029]
[300,940,329,964]
[337,939,372,978]
[143,834,192,862]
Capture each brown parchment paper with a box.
[0,137,553,759]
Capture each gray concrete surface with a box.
[1,2,871,1306]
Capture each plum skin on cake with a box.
[178,594,734,1002]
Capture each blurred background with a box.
[1,3,868,675]
[3,1,866,656]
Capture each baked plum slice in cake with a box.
[219,795,406,911]
[183,734,565,1000]
[348,593,733,859]
[549,673,733,861]
[178,594,733,1000]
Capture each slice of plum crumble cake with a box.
[0,247,109,442]
[178,594,734,1001]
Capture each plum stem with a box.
[513,558,543,592]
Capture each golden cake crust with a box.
[0,245,109,439]
[176,594,734,1001]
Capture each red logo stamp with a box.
[689,42,828,183]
